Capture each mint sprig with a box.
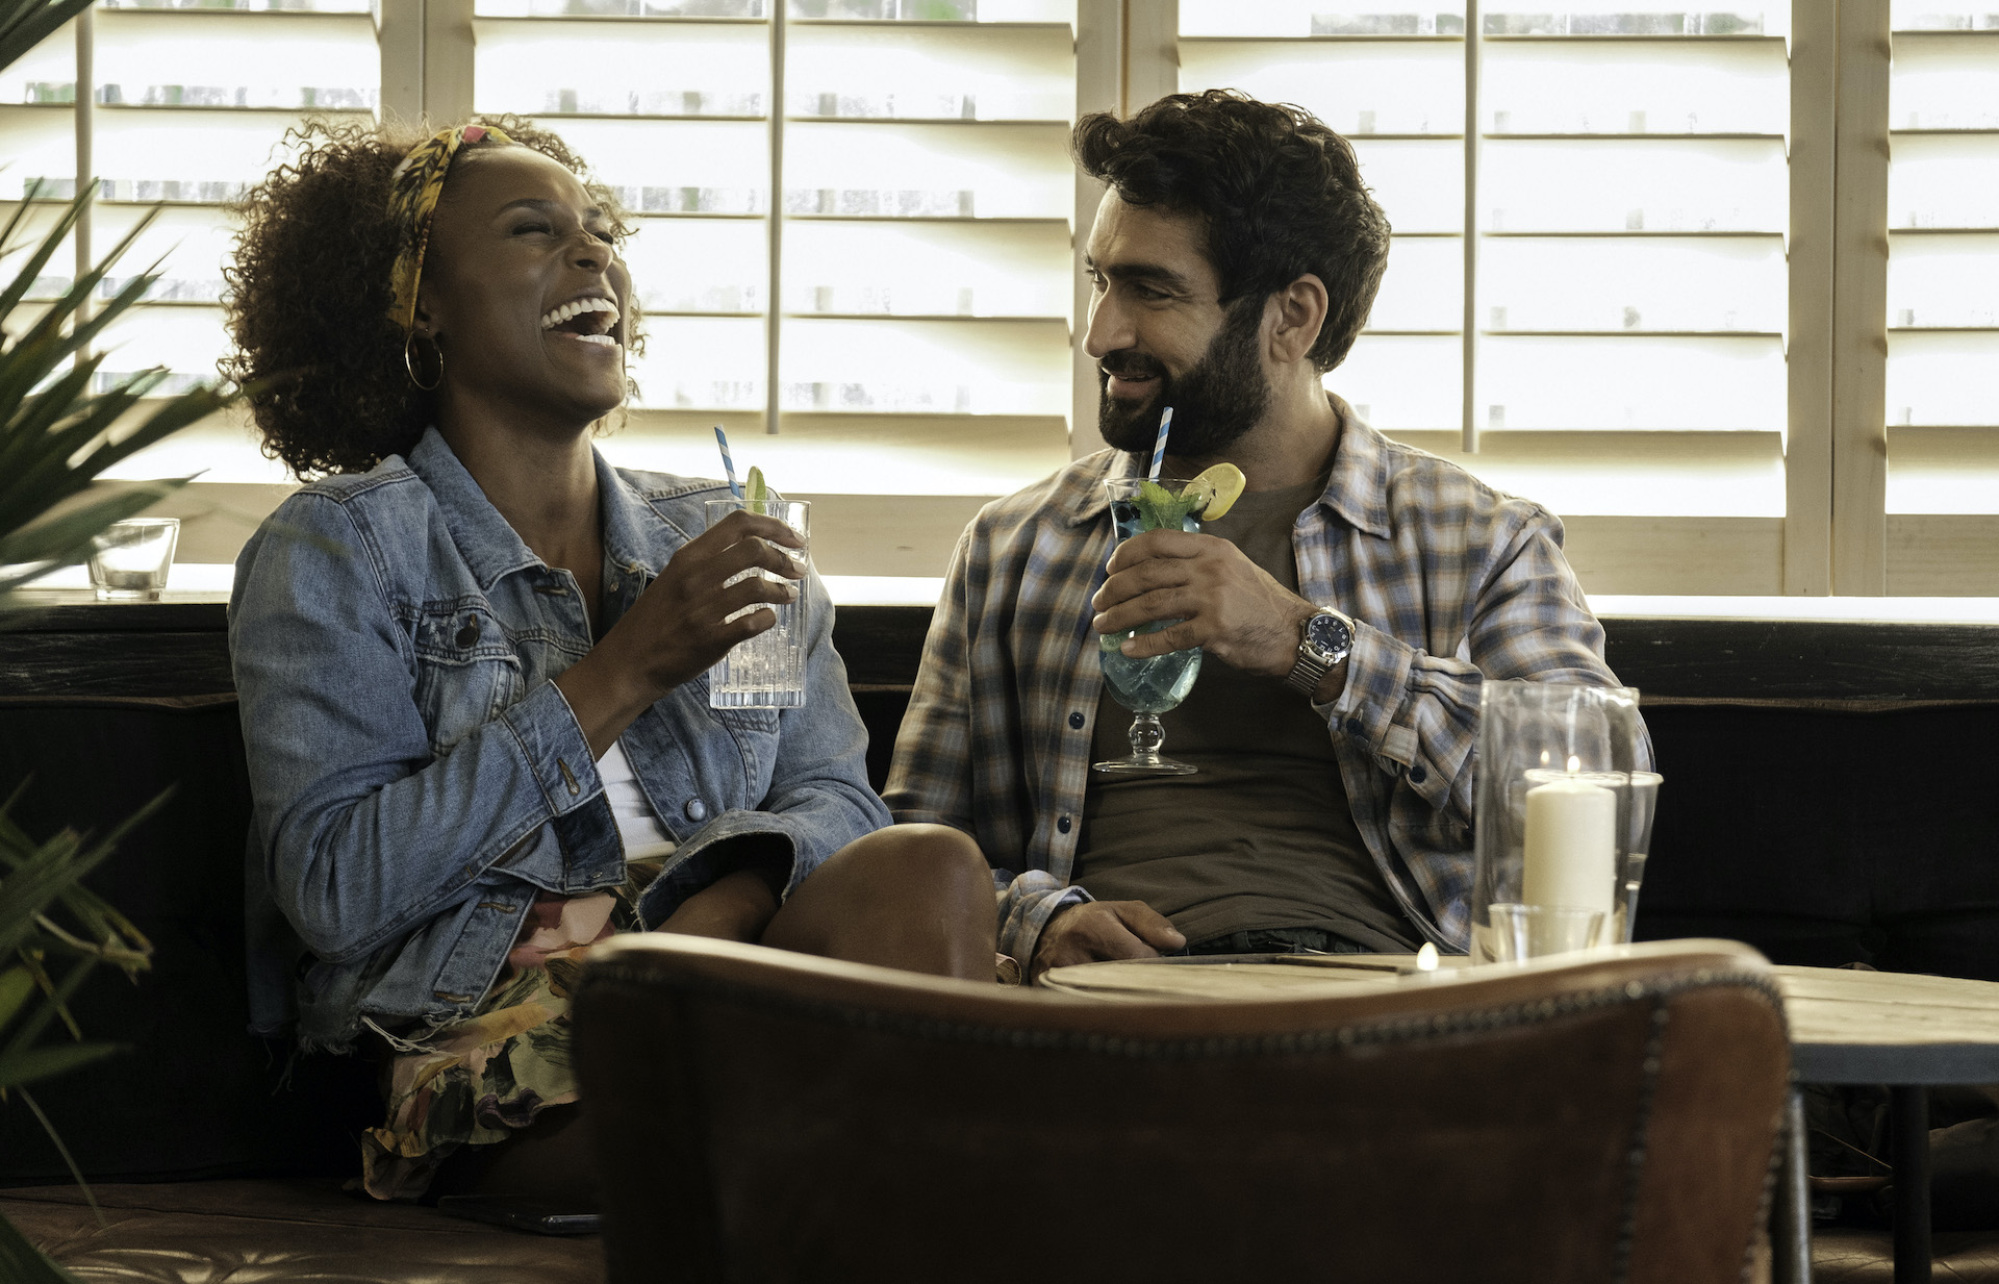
[1133,478,1200,532]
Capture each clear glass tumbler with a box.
[703,498,809,710]
[87,518,179,601]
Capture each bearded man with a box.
[884,90,1634,979]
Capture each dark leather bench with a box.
[4,597,1998,1281]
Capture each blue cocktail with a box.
[1093,477,1205,776]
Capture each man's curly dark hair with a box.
[221,115,638,478]
[1073,89,1391,373]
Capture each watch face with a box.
[1305,610,1353,660]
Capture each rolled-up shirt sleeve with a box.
[1326,505,1638,834]
[995,870,1091,965]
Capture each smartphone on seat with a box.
[435,1193,602,1236]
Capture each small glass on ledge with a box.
[87,518,179,601]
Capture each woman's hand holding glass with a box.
[557,508,805,756]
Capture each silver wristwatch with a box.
[1284,607,1355,697]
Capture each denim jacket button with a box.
[684,798,708,822]
[455,618,480,648]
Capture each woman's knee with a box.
[766,824,996,968]
[789,824,991,924]
[845,823,988,892]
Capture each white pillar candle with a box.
[1522,774,1618,914]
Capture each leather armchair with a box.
[573,936,1790,1284]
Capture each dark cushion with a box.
[1,1180,600,1283]
[1634,703,1999,981]
[0,698,377,1185]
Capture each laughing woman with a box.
[222,119,994,1203]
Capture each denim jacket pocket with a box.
[702,683,782,800]
[710,706,781,736]
[411,603,523,756]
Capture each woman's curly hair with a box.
[221,115,639,478]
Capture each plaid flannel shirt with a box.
[883,414,1630,965]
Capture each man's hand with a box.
[1091,529,1316,679]
[1031,900,1186,982]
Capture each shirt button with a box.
[455,617,480,647]
[1057,815,1072,834]
[684,798,708,822]
[1408,764,1428,784]
[1068,711,1085,730]
[1344,717,1364,736]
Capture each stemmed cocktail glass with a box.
[1093,477,1205,776]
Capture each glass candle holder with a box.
[1470,680,1659,963]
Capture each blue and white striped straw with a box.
[714,424,743,499]
[1147,407,1173,481]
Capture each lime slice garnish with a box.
[746,465,768,513]
[1181,463,1246,521]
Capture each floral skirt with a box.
[358,859,662,1201]
[356,857,1018,1199]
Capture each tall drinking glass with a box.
[703,498,809,709]
[1093,478,1203,776]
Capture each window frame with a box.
[14,0,1973,597]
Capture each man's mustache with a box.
[1098,350,1165,381]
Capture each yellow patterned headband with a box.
[386,123,515,334]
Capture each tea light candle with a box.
[1522,768,1617,915]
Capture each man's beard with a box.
[1097,298,1270,460]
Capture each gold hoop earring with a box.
[404,332,443,392]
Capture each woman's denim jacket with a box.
[230,428,890,1052]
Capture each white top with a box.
[597,739,678,863]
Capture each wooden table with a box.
[1043,954,1999,1284]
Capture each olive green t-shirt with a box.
[1074,474,1420,952]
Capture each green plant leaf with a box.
[0,0,98,84]
[0,955,95,1066]
[0,188,40,267]
[0,182,234,603]
[0,1206,83,1284]
[15,951,80,1040]
[0,1040,123,1093]
[33,253,165,378]
[0,964,32,1033]
[0,789,162,967]
[0,825,117,960]
[0,185,87,323]
[18,1089,102,1227]
[0,366,165,522]
[0,480,188,573]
